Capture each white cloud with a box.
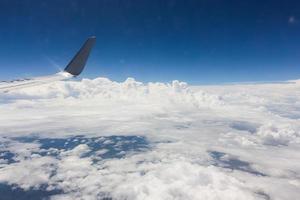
[256,123,300,146]
[0,77,300,199]
[0,156,57,190]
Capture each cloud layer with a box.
[1,77,300,199]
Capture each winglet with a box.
[64,36,96,76]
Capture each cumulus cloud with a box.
[0,77,300,199]
[256,123,300,146]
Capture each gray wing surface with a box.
[64,36,96,76]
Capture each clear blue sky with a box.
[0,0,300,84]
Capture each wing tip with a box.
[64,36,96,76]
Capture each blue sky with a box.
[0,0,300,84]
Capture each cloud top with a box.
[1,77,300,199]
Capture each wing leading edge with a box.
[0,36,96,93]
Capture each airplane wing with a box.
[0,36,96,93]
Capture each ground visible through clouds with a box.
[0,77,300,200]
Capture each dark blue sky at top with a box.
[0,0,300,84]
